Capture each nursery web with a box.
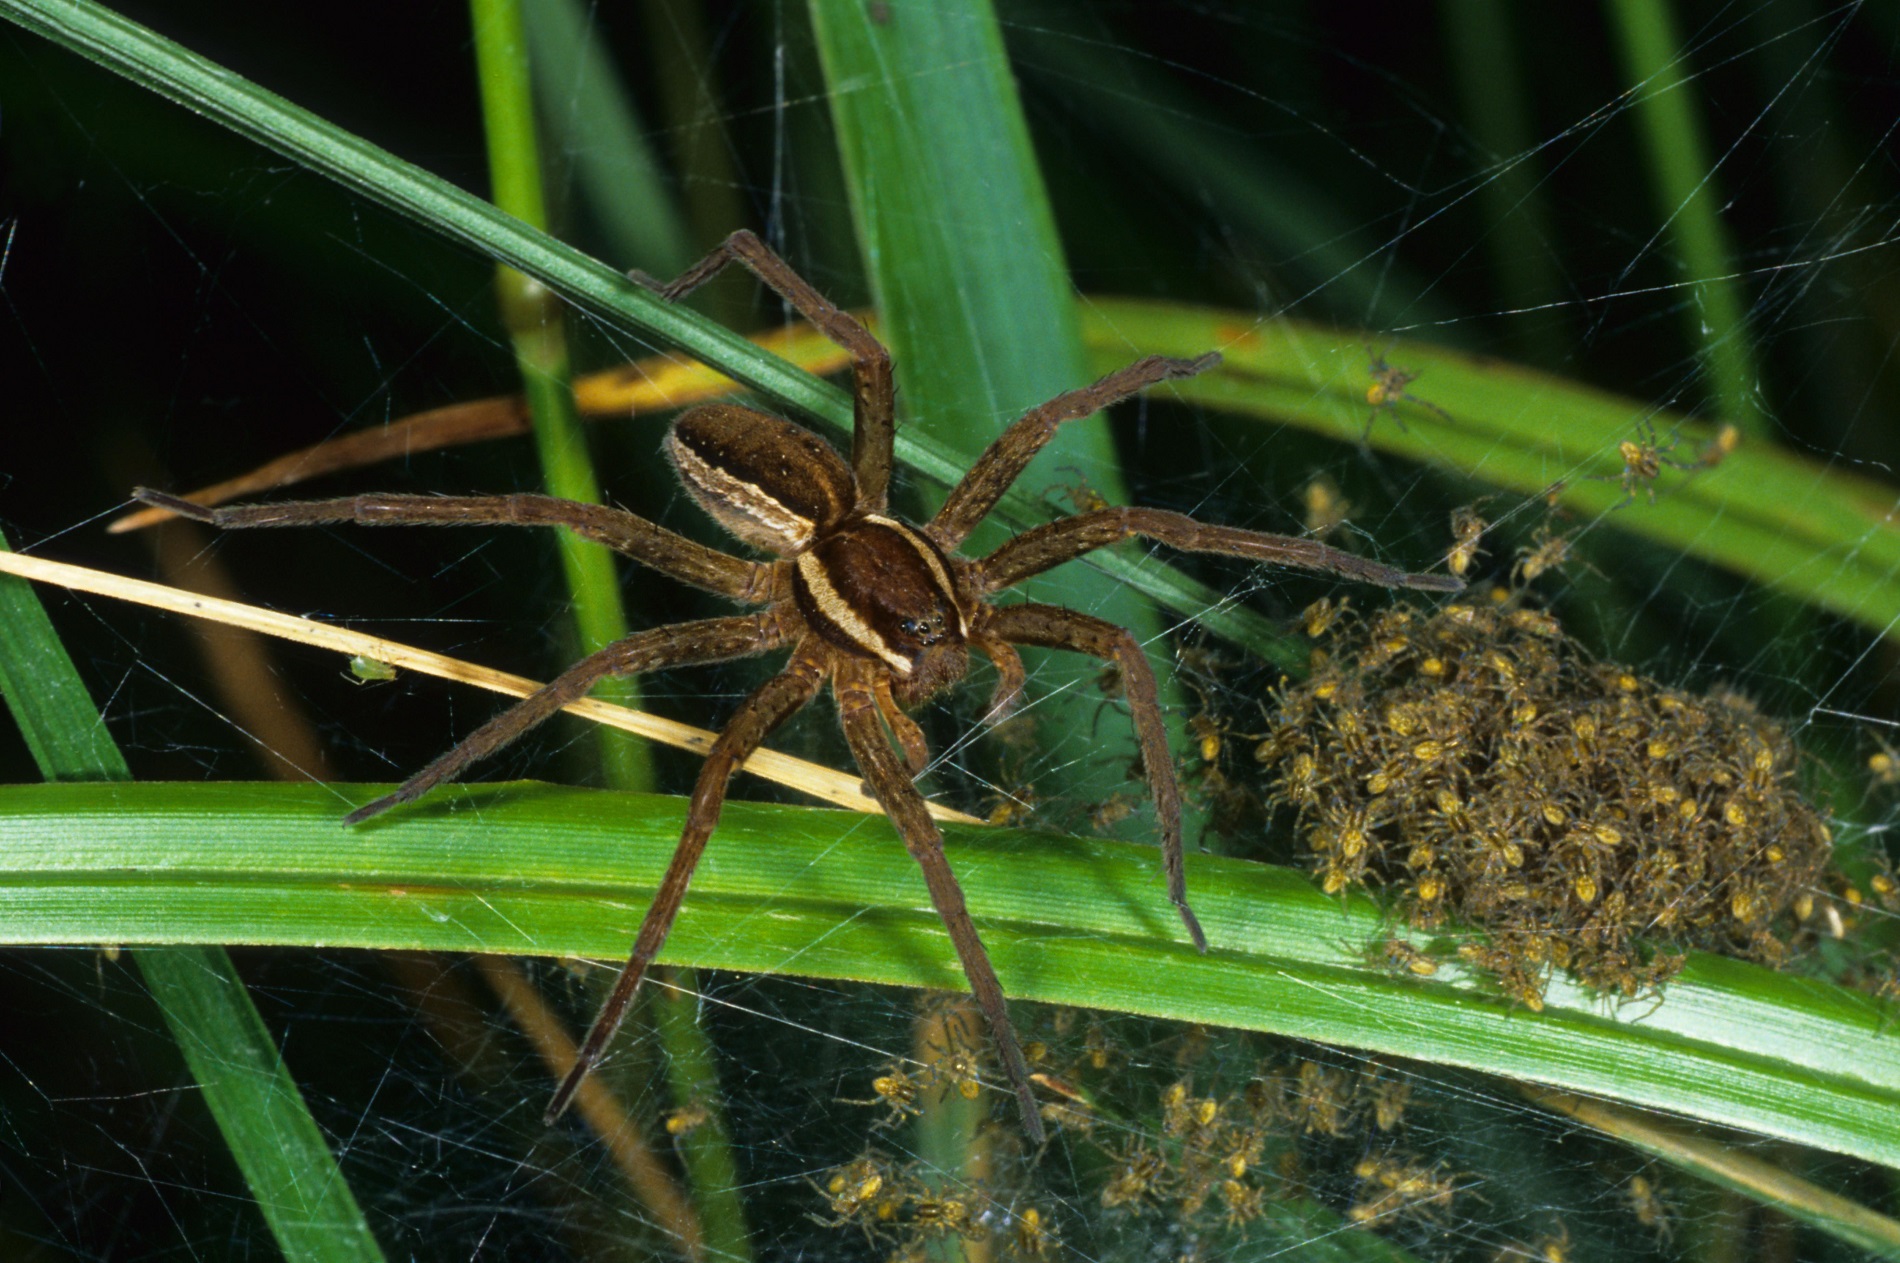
[1,2,1899,1261]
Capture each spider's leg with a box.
[872,673,932,776]
[547,644,828,1124]
[971,506,1462,595]
[133,489,769,602]
[973,636,1026,723]
[1363,406,1407,442]
[836,661,1046,1145]
[1406,392,1453,425]
[926,353,1219,550]
[978,603,1207,955]
[629,229,897,510]
[344,612,784,825]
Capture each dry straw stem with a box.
[1524,1086,1900,1258]
[0,550,977,826]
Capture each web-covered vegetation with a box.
[3,2,1900,1261]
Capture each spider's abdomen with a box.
[794,515,971,702]
[667,404,854,555]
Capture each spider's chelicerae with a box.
[137,230,1458,1141]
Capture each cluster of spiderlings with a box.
[824,1003,1724,1259]
[813,1150,1020,1256]
[1061,1038,1447,1237]
[1090,1075,1285,1229]
[1256,594,1836,1001]
[1276,1056,1417,1139]
[1264,1054,1485,1238]
[821,1007,1059,1260]
[1085,1053,1484,1244]
[1346,1152,1462,1227]
[824,1004,1527,1255]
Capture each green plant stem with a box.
[468,5,748,1255]
[520,0,694,275]
[646,973,749,1259]
[471,0,648,792]
[1439,0,1568,367]
[1608,0,1763,435]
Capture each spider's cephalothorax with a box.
[670,400,976,705]
[791,513,971,703]
[135,230,1459,1143]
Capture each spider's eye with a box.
[898,614,946,646]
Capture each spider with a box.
[135,230,1459,1142]
[1363,348,1451,438]
[1597,416,1702,506]
[1444,504,1487,579]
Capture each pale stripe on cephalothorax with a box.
[670,438,819,551]
[794,550,910,673]
[860,514,968,637]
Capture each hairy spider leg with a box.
[928,353,1220,549]
[630,228,897,511]
[975,507,1464,595]
[872,672,932,776]
[972,637,1028,722]
[978,602,1206,953]
[131,488,768,601]
[834,656,1047,1144]
[547,646,829,1124]
[341,613,781,824]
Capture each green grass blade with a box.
[806,0,1199,838]
[136,947,393,1263]
[1080,299,1900,645]
[0,535,387,1263]
[521,0,694,274]
[0,778,1894,1172]
[1440,0,1568,367]
[808,0,1098,450]
[1608,0,1762,435]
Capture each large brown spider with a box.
[136,230,1457,1141]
